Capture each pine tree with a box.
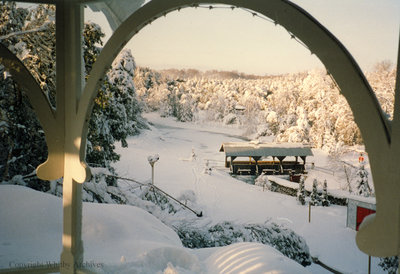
[379,256,399,274]
[356,163,371,197]
[0,4,48,190]
[310,179,320,206]
[297,176,306,205]
[1,5,145,190]
[321,179,330,207]
[85,26,148,173]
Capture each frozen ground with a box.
[0,113,382,273]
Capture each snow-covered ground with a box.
[0,113,383,273]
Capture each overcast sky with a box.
[85,0,399,75]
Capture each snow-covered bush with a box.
[255,174,270,190]
[176,221,312,266]
[321,179,330,207]
[356,163,371,197]
[310,179,321,206]
[297,176,306,205]
[139,187,177,214]
[203,160,212,175]
[379,256,399,274]
[177,190,196,205]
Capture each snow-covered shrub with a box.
[203,160,212,175]
[9,175,25,186]
[48,178,63,196]
[297,177,306,205]
[140,187,177,214]
[255,174,270,190]
[176,221,312,266]
[310,179,321,206]
[223,113,237,125]
[266,111,279,135]
[321,179,330,207]
[356,163,371,197]
[177,190,196,205]
[379,256,399,274]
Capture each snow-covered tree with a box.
[379,256,399,274]
[266,110,279,135]
[355,163,371,197]
[85,24,147,171]
[1,5,146,193]
[310,179,320,206]
[297,176,306,205]
[321,179,330,207]
[367,61,395,119]
[134,63,394,154]
[255,174,270,190]
[0,4,49,190]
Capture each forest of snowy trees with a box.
[134,64,395,155]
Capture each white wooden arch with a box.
[83,0,400,259]
[0,0,398,273]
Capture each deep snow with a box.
[0,113,383,273]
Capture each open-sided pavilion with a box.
[0,0,399,273]
[220,142,313,175]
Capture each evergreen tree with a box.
[379,256,399,274]
[310,179,320,206]
[356,163,371,197]
[85,24,147,172]
[0,5,145,190]
[0,4,48,190]
[297,176,306,205]
[321,179,330,207]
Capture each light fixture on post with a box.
[147,154,160,185]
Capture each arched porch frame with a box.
[0,0,399,273]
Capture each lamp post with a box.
[147,154,159,185]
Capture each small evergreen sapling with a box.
[321,179,330,207]
[297,176,306,205]
[204,160,212,175]
[356,163,371,197]
[310,179,320,206]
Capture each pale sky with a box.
[85,0,399,75]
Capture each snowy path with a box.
[112,113,384,274]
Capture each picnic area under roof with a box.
[219,142,313,158]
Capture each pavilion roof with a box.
[219,142,313,157]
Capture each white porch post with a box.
[56,2,85,273]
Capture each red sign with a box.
[356,206,375,231]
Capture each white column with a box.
[56,2,85,273]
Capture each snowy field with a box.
[0,113,383,273]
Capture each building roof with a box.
[219,142,313,157]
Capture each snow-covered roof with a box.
[220,142,313,157]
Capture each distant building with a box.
[234,104,246,113]
[219,142,313,177]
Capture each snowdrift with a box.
[0,185,309,273]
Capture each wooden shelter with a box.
[220,142,313,175]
